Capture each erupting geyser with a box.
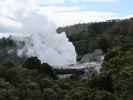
[17,13,77,66]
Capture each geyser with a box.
[17,13,77,66]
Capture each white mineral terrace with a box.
[54,61,102,72]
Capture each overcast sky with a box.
[0,0,132,32]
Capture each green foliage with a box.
[97,36,112,52]
[0,37,26,65]
[64,87,90,100]
[23,57,41,70]
[92,90,117,100]
[0,56,120,100]
[88,72,114,92]
[57,18,133,99]
[58,18,133,58]
[23,57,56,79]
[43,88,57,100]
[101,47,133,100]
[0,37,16,48]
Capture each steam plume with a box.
[16,13,77,66]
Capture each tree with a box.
[93,90,117,100]
[101,47,133,100]
[43,88,57,100]
[23,57,41,70]
[98,37,108,52]
[64,87,90,100]
[39,63,55,78]
[0,61,16,78]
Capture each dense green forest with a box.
[57,18,133,60]
[0,17,133,100]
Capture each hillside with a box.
[57,18,133,60]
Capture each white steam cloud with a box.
[0,0,77,66]
[16,13,77,66]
